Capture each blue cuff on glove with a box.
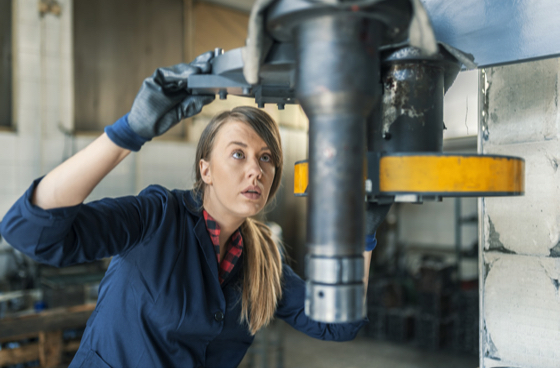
[366,233,377,252]
[105,113,151,152]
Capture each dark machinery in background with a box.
[0,233,105,318]
[188,0,528,324]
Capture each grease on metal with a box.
[382,63,440,135]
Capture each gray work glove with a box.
[105,51,215,151]
[365,202,393,251]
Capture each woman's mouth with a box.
[242,187,262,200]
[243,192,260,200]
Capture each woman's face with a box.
[200,120,276,222]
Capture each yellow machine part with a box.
[294,154,525,196]
[294,160,309,196]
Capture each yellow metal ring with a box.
[294,154,525,196]
[379,154,525,196]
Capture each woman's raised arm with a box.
[32,133,130,209]
[31,51,216,209]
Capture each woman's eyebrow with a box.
[227,141,270,151]
[227,141,247,148]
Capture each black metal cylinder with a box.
[296,14,382,322]
[370,62,445,153]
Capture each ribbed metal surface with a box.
[422,0,560,67]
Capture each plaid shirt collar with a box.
[202,209,243,285]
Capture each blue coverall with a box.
[0,178,367,368]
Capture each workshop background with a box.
[0,1,557,368]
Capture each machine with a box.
[185,0,554,323]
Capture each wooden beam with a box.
[0,331,41,343]
[0,342,39,366]
[182,0,195,138]
[184,0,194,62]
[39,330,62,368]
[0,303,96,340]
[0,336,83,367]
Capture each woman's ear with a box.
[199,159,212,185]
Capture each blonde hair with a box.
[193,106,284,335]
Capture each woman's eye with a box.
[232,151,245,159]
[260,154,272,163]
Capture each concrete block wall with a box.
[480,59,560,368]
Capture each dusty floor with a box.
[241,321,479,368]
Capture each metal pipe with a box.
[295,14,382,322]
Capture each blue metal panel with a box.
[422,0,560,67]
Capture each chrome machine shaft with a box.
[296,14,382,322]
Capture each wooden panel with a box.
[0,335,83,367]
[184,0,194,62]
[0,342,40,367]
[74,1,250,137]
[0,0,12,128]
[74,0,185,134]
[0,304,95,340]
[0,332,41,344]
[193,2,248,56]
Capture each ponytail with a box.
[240,218,283,335]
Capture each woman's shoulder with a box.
[137,184,189,200]
[137,184,179,197]
[137,185,201,214]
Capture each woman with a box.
[0,52,369,367]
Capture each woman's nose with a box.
[247,157,263,179]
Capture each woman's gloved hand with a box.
[105,51,216,151]
[365,202,393,252]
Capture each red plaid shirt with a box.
[202,210,243,284]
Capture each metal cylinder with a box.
[368,45,464,154]
[375,62,445,153]
[295,14,382,322]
